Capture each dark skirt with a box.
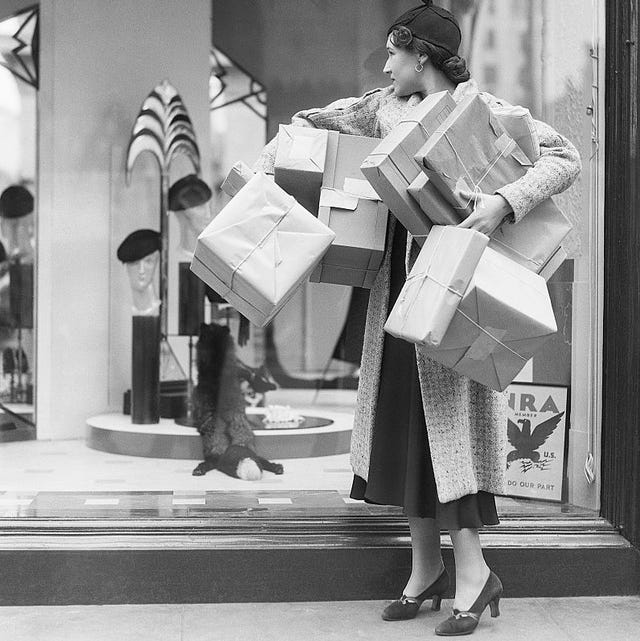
[350,221,499,529]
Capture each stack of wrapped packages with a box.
[190,89,569,392]
[360,91,571,391]
[190,123,391,327]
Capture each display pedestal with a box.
[86,408,352,460]
[178,262,205,336]
[131,315,160,424]
[9,261,33,329]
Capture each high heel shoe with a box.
[382,567,449,621]
[435,571,503,636]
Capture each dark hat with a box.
[168,174,212,211]
[388,1,462,57]
[117,229,161,263]
[0,185,34,219]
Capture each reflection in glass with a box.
[0,7,38,439]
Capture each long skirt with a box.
[350,222,499,529]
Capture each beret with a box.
[168,174,212,211]
[0,185,34,219]
[388,1,462,58]
[117,229,161,263]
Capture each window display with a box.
[0,2,602,529]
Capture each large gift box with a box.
[274,125,329,215]
[360,91,457,243]
[384,226,489,346]
[415,94,572,276]
[191,172,335,327]
[310,132,388,288]
[418,247,558,391]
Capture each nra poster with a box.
[504,383,568,502]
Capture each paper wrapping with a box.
[384,226,489,346]
[191,172,335,327]
[274,125,330,215]
[360,91,457,244]
[419,247,558,391]
[309,132,388,288]
[221,161,255,197]
[407,172,465,225]
[415,94,573,275]
[494,105,540,162]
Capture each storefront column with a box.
[36,0,211,439]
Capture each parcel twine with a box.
[397,231,528,363]
[440,129,511,213]
[225,200,294,297]
[396,231,464,336]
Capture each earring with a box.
[415,61,424,73]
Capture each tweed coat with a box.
[255,79,581,503]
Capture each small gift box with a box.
[415,93,572,276]
[191,172,335,327]
[360,91,457,244]
[419,247,558,391]
[309,132,388,288]
[221,160,254,197]
[494,104,540,162]
[384,226,489,346]
[407,172,465,226]
[274,125,329,215]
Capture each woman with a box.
[256,1,580,635]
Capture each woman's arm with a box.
[494,119,582,224]
[456,117,581,233]
[252,88,392,174]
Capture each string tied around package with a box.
[225,198,295,298]
[438,129,516,213]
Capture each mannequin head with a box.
[168,174,213,256]
[126,251,159,294]
[0,185,35,263]
[117,229,161,316]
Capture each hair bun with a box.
[441,55,471,84]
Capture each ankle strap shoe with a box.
[435,571,503,636]
[382,567,449,621]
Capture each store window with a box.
[0,1,602,525]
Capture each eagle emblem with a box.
[506,412,564,471]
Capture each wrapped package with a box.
[310,132,388,288]
[384,226,489,345]
[407,172,464,225]
[419,247,557,391]
[274,125,329,214]
[191,172,335,327]
[494,104,540,162]
[221,160,254,197]
[360,91,457,244]
[415,94,572,275]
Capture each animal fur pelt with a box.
[191,322,283,479]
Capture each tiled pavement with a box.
[1,597,640,641]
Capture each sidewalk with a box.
[1,597,640,641]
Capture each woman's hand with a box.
[456,190,512,235]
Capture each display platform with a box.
[86,407,353,460]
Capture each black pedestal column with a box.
[131,315,160,424]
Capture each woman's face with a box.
[383,36,424,97]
